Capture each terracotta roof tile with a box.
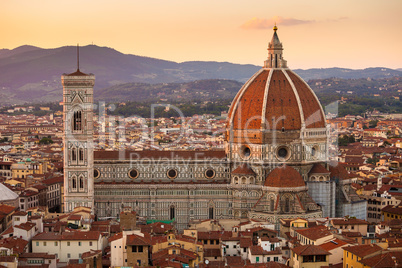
[309,163,330,175]
[14,222,36,231]
[319,239,348,251]
[292,245,331,256]
[232,164,256,175]
[33,231,100,241]
[331,218,369,226]
[264,165,305,188]
[359,251,402,268]
[329,163,350,181]
[342,244,382,258]
[126,233,151,246]
[0,237,28,254]
[382,205,402,215]
[296,225,332,241]
[204,248,222,257]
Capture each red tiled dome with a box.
[227,68,325,131]
[329,163,350,181]
[264,165,305,188]
[226,26,326,133]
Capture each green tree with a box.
[369,120,378,128]
[39,137,53,144]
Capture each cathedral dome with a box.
[225,26,328,165]
[227,68,325,131]
[264,165,305,188]
[226,26,326,138]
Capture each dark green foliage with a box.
[39,137,53,144]
[366,157,379,165]
[338,135,355,146]
[369,120,378,128]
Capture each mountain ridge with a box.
[0,45,400,106]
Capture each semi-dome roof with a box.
[227,26,326,132]
[264,165,305,188]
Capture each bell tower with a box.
[62,46,95,213]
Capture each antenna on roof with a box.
[77,44,80,71]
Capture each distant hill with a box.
[96,79,244,102]
[293,67,402,80]
[0,44,401,106]
[0,45,42,59]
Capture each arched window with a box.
[79,177,84,189]
[72,177,77,189]
[170,206,175,220]
[73,111,82,131]
[270,198,275,211]
[71,148,77,161]
[209,207,214,219]
[79,148,84,162]
[284,197,290,213]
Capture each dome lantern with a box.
[264,25,287,68]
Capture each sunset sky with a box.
[2,0,401,69]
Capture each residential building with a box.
[32,231,103,263]
[342,244,383,268]
[382,205,402,221]
[42,176,63,212]
[291,244,331,268]
[18,252,57,268]
[331,218,369,237]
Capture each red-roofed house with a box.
[331,218,369,236]
[126,233,151,266]
[0,204,17,232]
[319,238,350,266]
[14,222,38,247]
[295,225,333,246]
[291,244,331,268]
[248,245,282,264]
[342,244,383,268]
[18,252,57,268]
[110,230,152,267]
[0,236,29,255]
[32,231,103,263]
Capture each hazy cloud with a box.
[326,16,349,22]
[241,16,315,30]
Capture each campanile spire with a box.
[264,25,287,68]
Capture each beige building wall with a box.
[32,236,102,263]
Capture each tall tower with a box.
[62,51,95,213]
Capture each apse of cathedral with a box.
[62,26,366,230]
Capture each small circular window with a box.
[240,145,251,159]
[205,169,215,179]
[276,146,290,160]
[94,169,100,179]
[128,168,139,179]
[167,169,178,179]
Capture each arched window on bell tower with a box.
[72,176,77,190]
[71,147,77,162]
[78,148,84,162]
[73,110,82,131]
[170,206,175,220]
[209,207,214,219]
[79,175,84,190]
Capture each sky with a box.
[1,0,401,69]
